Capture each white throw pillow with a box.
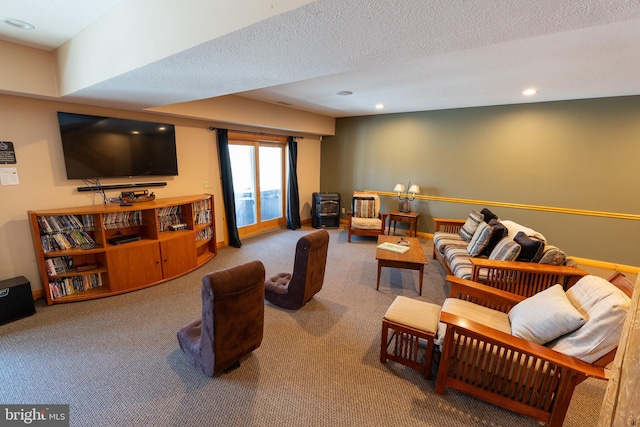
[500,220,547,243]
[508,284,586,345]
[547,275,630,363]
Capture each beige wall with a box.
[0,94,322,293]
[321,96,640,267]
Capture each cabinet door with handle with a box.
[106,242,163,291]
[160,232,197,279]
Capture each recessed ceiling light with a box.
[336,91,353,96]
[375,103,384,109]
[1,18,35,30]
[523,88,538,96]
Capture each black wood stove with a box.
[311,192,340,229]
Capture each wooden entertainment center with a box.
[28,194,216,305]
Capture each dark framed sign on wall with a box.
[0,141,16,164]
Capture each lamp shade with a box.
[393,183,405,192]
[408,184,420,194]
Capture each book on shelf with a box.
[102,210,143,229]
[376,241,410,254]
[157,205,183,232]
[40,230,98,253]
[196,226,213,241]
[49,273,102,299]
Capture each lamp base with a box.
[400,199,411,213]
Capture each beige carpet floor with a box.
[0,225,627,426]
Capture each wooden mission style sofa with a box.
[435,272,634,427]
[432,209,586,296]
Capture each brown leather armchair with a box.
[264,230,329,310]
[177,260,265,376]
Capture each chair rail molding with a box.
[372,191,640,222]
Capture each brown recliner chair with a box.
[264,230,329,310]
[177,260,265,376]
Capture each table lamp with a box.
[394,182,420,212]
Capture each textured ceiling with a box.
[2,0,640,118]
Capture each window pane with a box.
[259,146,282,221]
[229,145,256,227]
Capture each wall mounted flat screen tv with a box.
[57,112,178,180]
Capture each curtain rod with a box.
[207,126,304,139]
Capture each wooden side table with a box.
[387,210,420,237]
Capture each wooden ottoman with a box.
[380,296,441,379]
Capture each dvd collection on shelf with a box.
[38,215,98,253]
[48,274,102,299]
[44,256,75,276]
[37,214,94,233]
[193,199,212,224]
[102,210,143,229]
[44,256,97,277]
[157,205,183,232]
[196,226,213,242]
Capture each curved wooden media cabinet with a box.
[28,194,216,305]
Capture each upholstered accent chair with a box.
[264,229,329,310]
[435,273,633,427]
[347,192,388,242]
[177,260,265,376]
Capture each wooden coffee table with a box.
[375,235,427,295]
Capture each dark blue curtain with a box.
[286,136,301,229]
[216,129,242,248]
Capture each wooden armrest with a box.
[433,217,465,232]
[446,275,525,307]
[606,271,635,297]
[439,311,608,380]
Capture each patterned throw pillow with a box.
[538,245,567,265]
[353,197,376,218]
[467,221,494,257]
[481,219,508,256]
[488,237,521,261]
[458,210,484,242]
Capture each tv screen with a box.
[57,112,178,179]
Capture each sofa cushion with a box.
[351,216,382,230]
[443,246,473,279]
[436,298,511,346]
[353,196,376,218]
[514,231,545,262]
[508,284,586,345]
[488,237,521,261]
[501,220,547,243]
[547,275,630,363]
[481,219,508,256]
[384,296,441,333]
[467,221,494,257]
[538,244,567,265]
[433,231,467,254]
[458,210,484,242]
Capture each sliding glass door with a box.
[228,133,286,237]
